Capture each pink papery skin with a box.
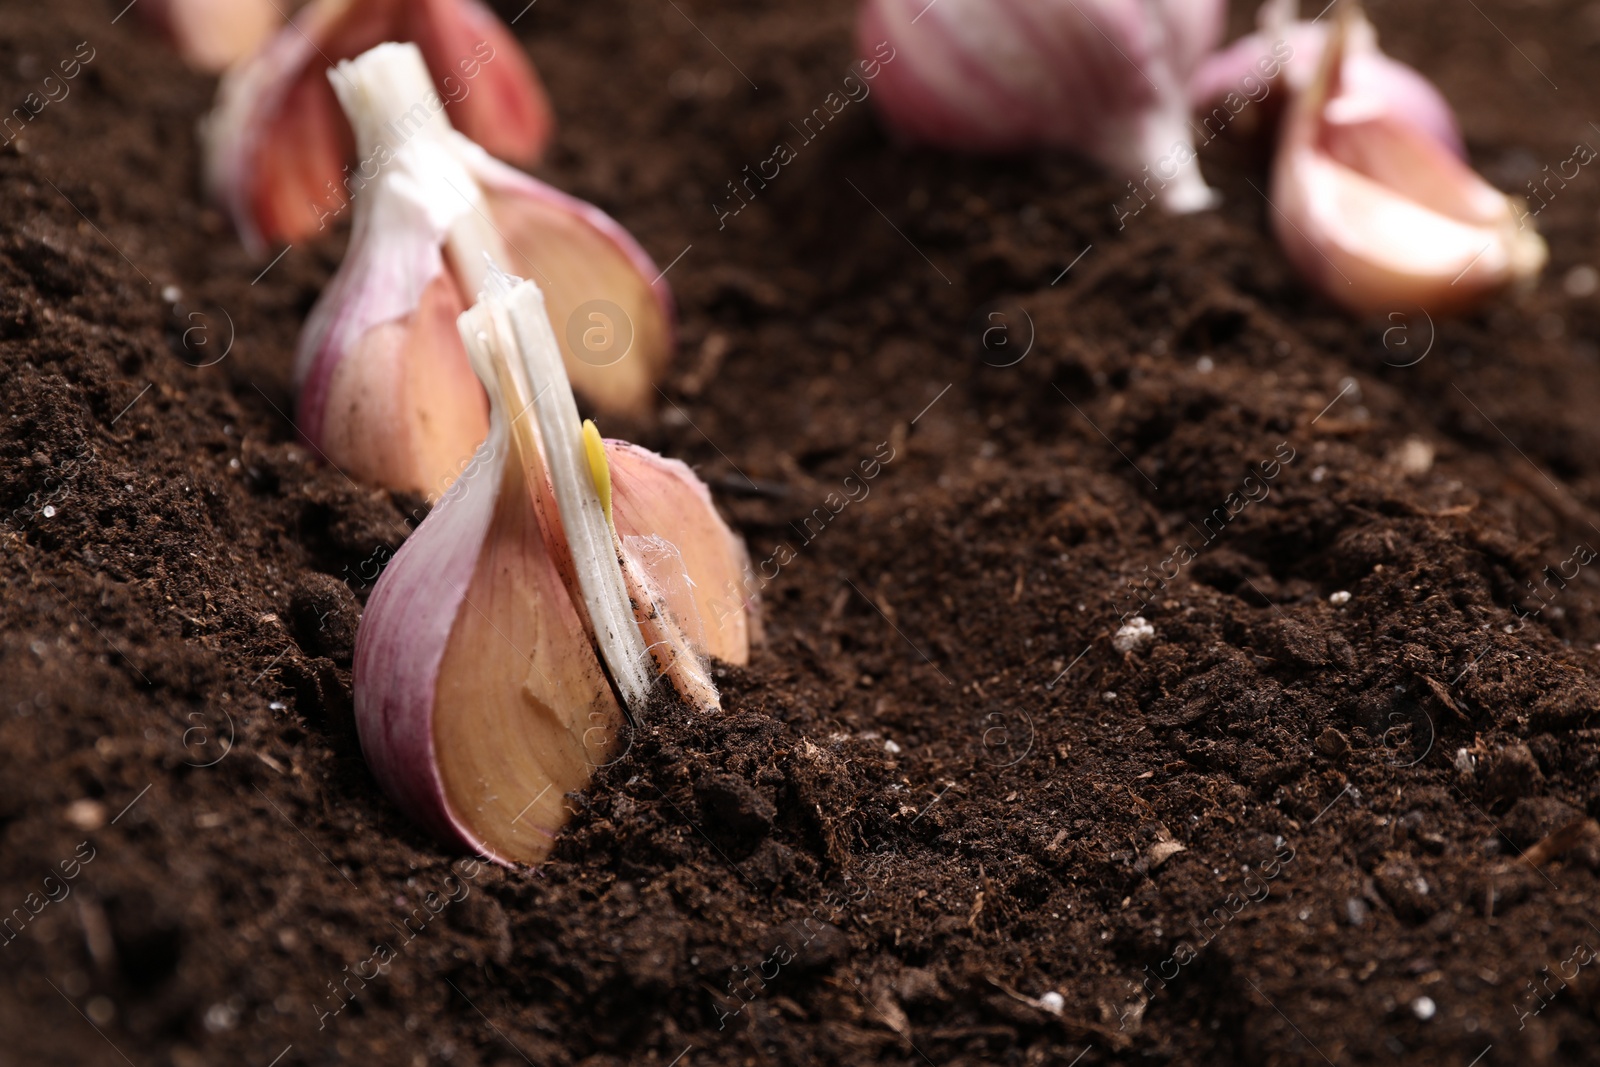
[1189,22,1464,157]
[202,3,331,256]
[1265,18,1545,316]
[292,165,456,451]
[352,430,508,864]
[456,137,677,329]
[351,435,743,867]
[607,440,761,655]
[203,0,554,256]
[856,0,1224,158]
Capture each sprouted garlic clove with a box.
[353,264,754,866]
[295,43,674,498]
[1268,0,1546,315]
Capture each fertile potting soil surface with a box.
[4,1,1600,1064]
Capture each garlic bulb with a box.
[354,266,755,866]
[202,0,553,254]
[295,43,672,496]
[858,0,1226,212]
[138,0,281,73]
[1269,3,1546,314]
[1190,0,1463,157]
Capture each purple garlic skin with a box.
[858,0,1226,212]
[1190,18,1464,157]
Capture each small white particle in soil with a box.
[1330,590,1351,606]
[1196,356,1215,373]
[1113,616,1155,653]
[884,739,902,754]
[1412,996,1436,1021]
[65,799,107,831]
[203,1003,238,1032]
[41,505,55,518]
[1038,991,1064,1015]
[86,996,115,1025]
[1565,265,1599,298]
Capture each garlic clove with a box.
[859,0,1225,212]
[1189,2,1463,157]
[1270,5,1546,314]
[1317,102,1503,225]
[355,265,753,866]
[294,45,495,498]
[607,440,757,665]
[403,0,552,167]
[428,452,624,864]
[463,272,658,715]
[355,414,623,865]
[203,7,352,255]
[295,42,671,491]
[462,149,675,417]
[308,269,489,495]
[299,40,672,496]
[138,0,281,73]
[202,0,554,254]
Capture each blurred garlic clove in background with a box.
[857,0,1227,213]
[1190,0,1463,156]
[1268,2,1546,315]
[201,0,554,254]
[139,0,282,74]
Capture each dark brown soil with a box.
[4,1,1600,1064]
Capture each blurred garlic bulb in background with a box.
[354,266,755,866]
[295,44,672,496]
[857,0,1227,212]
[202,0,554,254]
[1269,2,1545,314]
[139,0,281,73]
